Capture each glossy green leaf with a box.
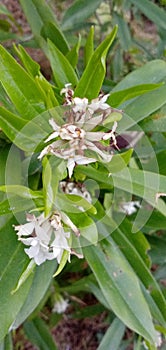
[14,44,40,77]
[110,219,166,323]
[105,149,133,173]
[128,0,166,31]
[140,116,166,133]
[19,0,58,51]
[98,318,125,350]
[112,168,166,218]
[12,260,56,329]
[84,26,94,67]
[62,0,104,31]
[112,60,166,92]
[84,239,157,345]
[121,85,166,131]
[42,157,66,216]
[56,192,96,216]
[0,45,46,119]
[41,22,69,55]
[66,34,81,69]
[91,202,166,324]
[48,39,78,88]
[107,83,163,108]
[75,165,166,217]
[74,26,118,99]
[24,317,58,350]
[0,218,33,340]
[0,185,42,199]
[68,211,98,245]
[13,44,59,108]
[0,197,37,216]
[0,333,13,350]
[0,107,50,151]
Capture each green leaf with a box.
[41,22,69,55]
[112,12,132,51]
[84,26,94,67]
[0,107,51,151]
[128,0,166,31]
[24,317,58,350]
[66,34,81,69]
[140,116,166,133]
[53,249,69,277]
[0,218,33,341]
[13,45,59,108]
[42,157,66,216]
[98,318,125,350]
[112,60,166,92]
[105,149,133,173]
[110,219,166,323]
[0,333,13,350]
[14,44,40,77]
[0,45,46,119]
[112,168,166,218]
[107,83,163,108]
[19,0,59,51]
[121,85,166,131]
[74,26,118,99]
[48,39,78,88]
[56,192,97,216]
[75,165,166,218]
[84,238,157,345]
[12,260,56,329]
[62,0,104,31]
[0,185,42,199]
[0,197,37,216]
[69,212,98,245]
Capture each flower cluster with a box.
[39,84,120,177]
[14,211,79,266]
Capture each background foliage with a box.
[0,0,166,349]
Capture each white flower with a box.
[120,201,141,215]
[52,295,69,314]
[14,212,73,265]
[88,94,110,113]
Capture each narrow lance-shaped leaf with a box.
[62,0,104,31]
[13,44,59,108]
[128,0,166,31]
[48,39,78,88]
[113,12,132,51]
[84,239,158,345]
[97,318,125,350]
[84,26,94,67]
[23,317,58,350]
[0,107,49,152]
[107,83,163,108]
[74,26,118,99]
[12,260,56,330]
[0,219,33,341]
[41,22,69,55]
[66,34,81,69]
[0,45,46,119]
[42,157,66,216]
[19,0,60,52]
[97,216,166,324]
